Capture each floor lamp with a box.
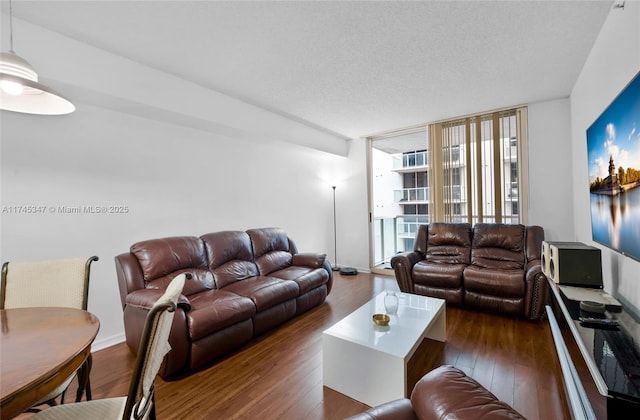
[332,186,340,271]
[331,185,357,275]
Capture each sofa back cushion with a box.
[471,223,525,270]
[247,227,293,276]
[201,231,259,289]
[130,236,213,295]
[424,223,472,264]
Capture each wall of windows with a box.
[368,106,528,271]
[434,109,526,224]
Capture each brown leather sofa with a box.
[115,227,332,379]
[391,223,547,320]
[346,365,525,420]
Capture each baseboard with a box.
[92,333,126,352]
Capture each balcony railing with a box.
[394,187,429,202]
[396,215,428,238]
[392,151,428,169]
[373,215,429,268]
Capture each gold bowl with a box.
[372,313,390,326]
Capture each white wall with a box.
[570,2,640,314]
[334,138,370,272]
[527,97,575,239]
[0,17,364,349]
[1,103,360,349]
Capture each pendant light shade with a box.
[0,52,75,115]
[0,1,75,115]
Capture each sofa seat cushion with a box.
[412,261,465,288]
[222,276,299,311]
[187,290,256,340]
[463,266,525,298]
[269,266,329,294]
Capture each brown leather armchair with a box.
[345,365,525,420]
[391,223,548,320]
[392,222,472,306]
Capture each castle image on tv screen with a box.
[586,71,640,262]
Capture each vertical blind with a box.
[435,108,526,224]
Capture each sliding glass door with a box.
[368,129,430,272]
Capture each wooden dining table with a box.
[0,307,100,419]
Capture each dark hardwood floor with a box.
[32,272,570,419]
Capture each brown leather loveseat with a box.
[115,227,332,379]
[346,365,525,419]
[391,223,547,320]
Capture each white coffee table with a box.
[322,291,446,407]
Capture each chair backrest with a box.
[0,256,99,309]
[123,273,187,420]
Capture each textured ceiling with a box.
[4,0,614,139]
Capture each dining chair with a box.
[0,255,99,407]
[31,273,188,420]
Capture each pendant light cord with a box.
[8,0,15,53]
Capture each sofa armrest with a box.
[524,259,548,320]
[115,252,146,309]
[291,252,333,294]
[411,365,525,419]
[344,399,417,420]
[390,252,423,293]
[123,288,191,379]
[322,259,334,295]
[291,252,327,269]
[125,288,192,312]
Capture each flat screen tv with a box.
[586,70,640,262]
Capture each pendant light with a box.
[0,0,75,115]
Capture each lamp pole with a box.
[332,185,339,271]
